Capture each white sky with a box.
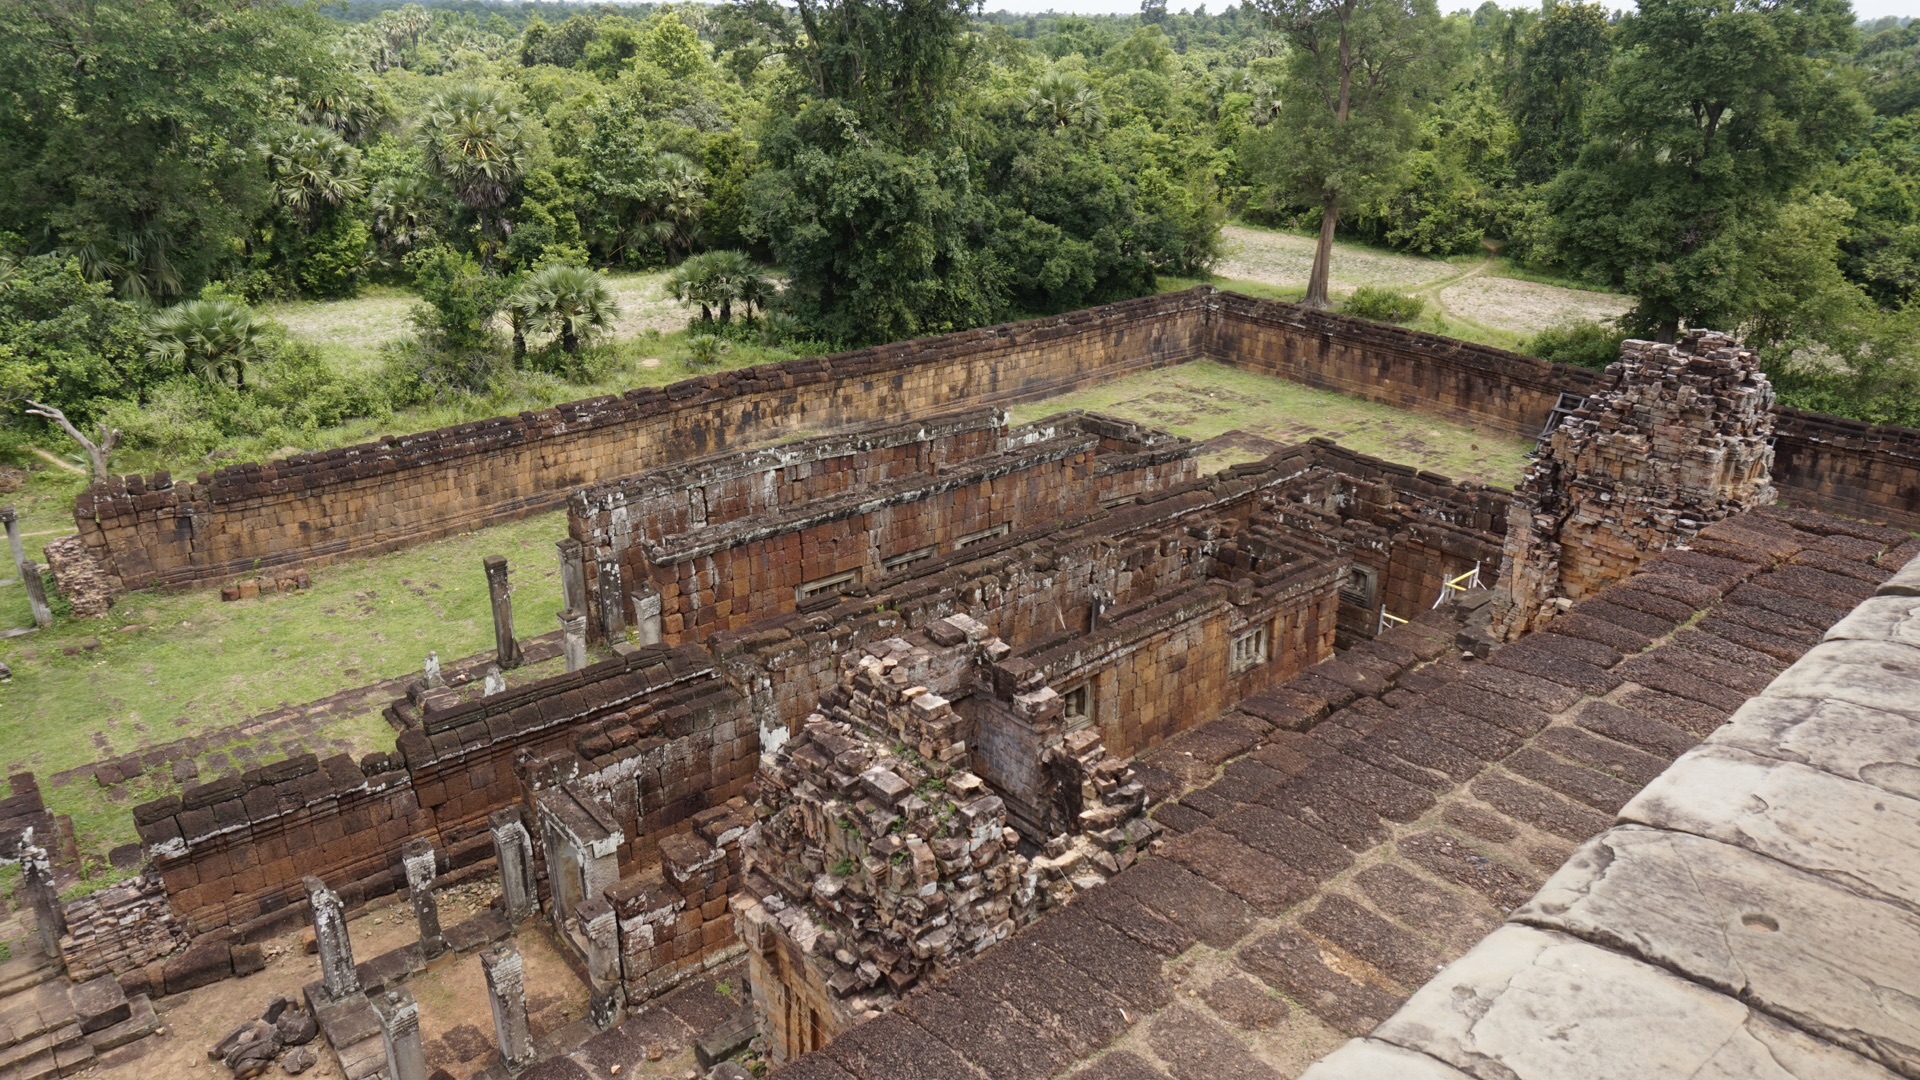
[981,0,1916,20]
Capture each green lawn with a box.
[1014,360,1534,486]
[0,510,571,873]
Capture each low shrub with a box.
[1342,287,1426,324]
[1525,320,1627,370]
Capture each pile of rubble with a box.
[738,625,1160,1022]
[207,995,318,1078]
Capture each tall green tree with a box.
[1506,2,1612,185]
[419,85,530,247]
[1251,0,1449,307]
[0,0,335,301]
[1547,0,1867,340]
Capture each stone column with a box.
[484,555,523,669]
[490,808,537,923]
[557,539,588,618]
[21,847,65,964]
[594,552,626,644]
[577,897,623,1030]
[560,609,588,672]
[401,839,446,960]
[481,944,536,1073]
[19,561,51,629]
[376,989,429,1080]
[1,506,23,578]
[304,876,359,1001]
[630,584,663,647]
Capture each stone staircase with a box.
[0,912,158,1079]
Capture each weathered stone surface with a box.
[1146,1006,1281,1080]
[1622,745,1920,912]
[1880,555,1920,597]
[1520,827,1920,1076]
[1763,639,1920,720]
[1198,975,1290,1031]
[1298,1040,1473,1080]
[1236,927,1402,1035]
[1824,595,1920,647]
[1708,694,1920,800]
[1373,926,1901,1080]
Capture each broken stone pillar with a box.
[401,839,446,960]
[304,875,359,1001]
[423,651,444,689]
[483,664,506,696]
[557,538,589,617]
[1,506,22,578]
[594,551,626,643]
[1493,330,1777,640]
[481,944,536,1073]
[490,808,537,923]
[484,555,523,669]
[577,897,622,1030]
[376,989,428,1080]
[560,609,588,672]
[630,584,663,647]
[20,846,65,964]
[19,560,51,629]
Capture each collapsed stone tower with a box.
[733,619,1158,1062]
[1493,330,1775,639]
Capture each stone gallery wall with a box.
[131,644,749,940]
[70,287,1920,602]
[78,290,1213,592]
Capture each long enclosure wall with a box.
[73,290,1920,595]
[78,292,1213,591]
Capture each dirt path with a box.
[29,448,83,476]
[1215,224,1630,337]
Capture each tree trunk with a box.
[720,298,732,325]
[562,323,580,354]
[512,323,527,361]
[1307,193,1339,309]
[25,402,118,483]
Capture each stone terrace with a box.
[765,506,1920,1080]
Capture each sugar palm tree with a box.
[419,85,528,217]
[1025,74,1104,133]
[664,250,772,325]
[512,265,619,354]
[301,79,386,144]
[370,175,438,256]
[145,298,269,389]
[265,125,365,228]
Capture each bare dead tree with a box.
[24,401,119,482]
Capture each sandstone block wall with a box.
[131,644,746,941]
[68,289,1920,599]
[79,291,1212,592]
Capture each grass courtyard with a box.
[1014,360,1533,485]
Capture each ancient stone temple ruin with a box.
[14,293,1920,1080]
[735,622,1159,1059]
[1493,330,1778,638]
